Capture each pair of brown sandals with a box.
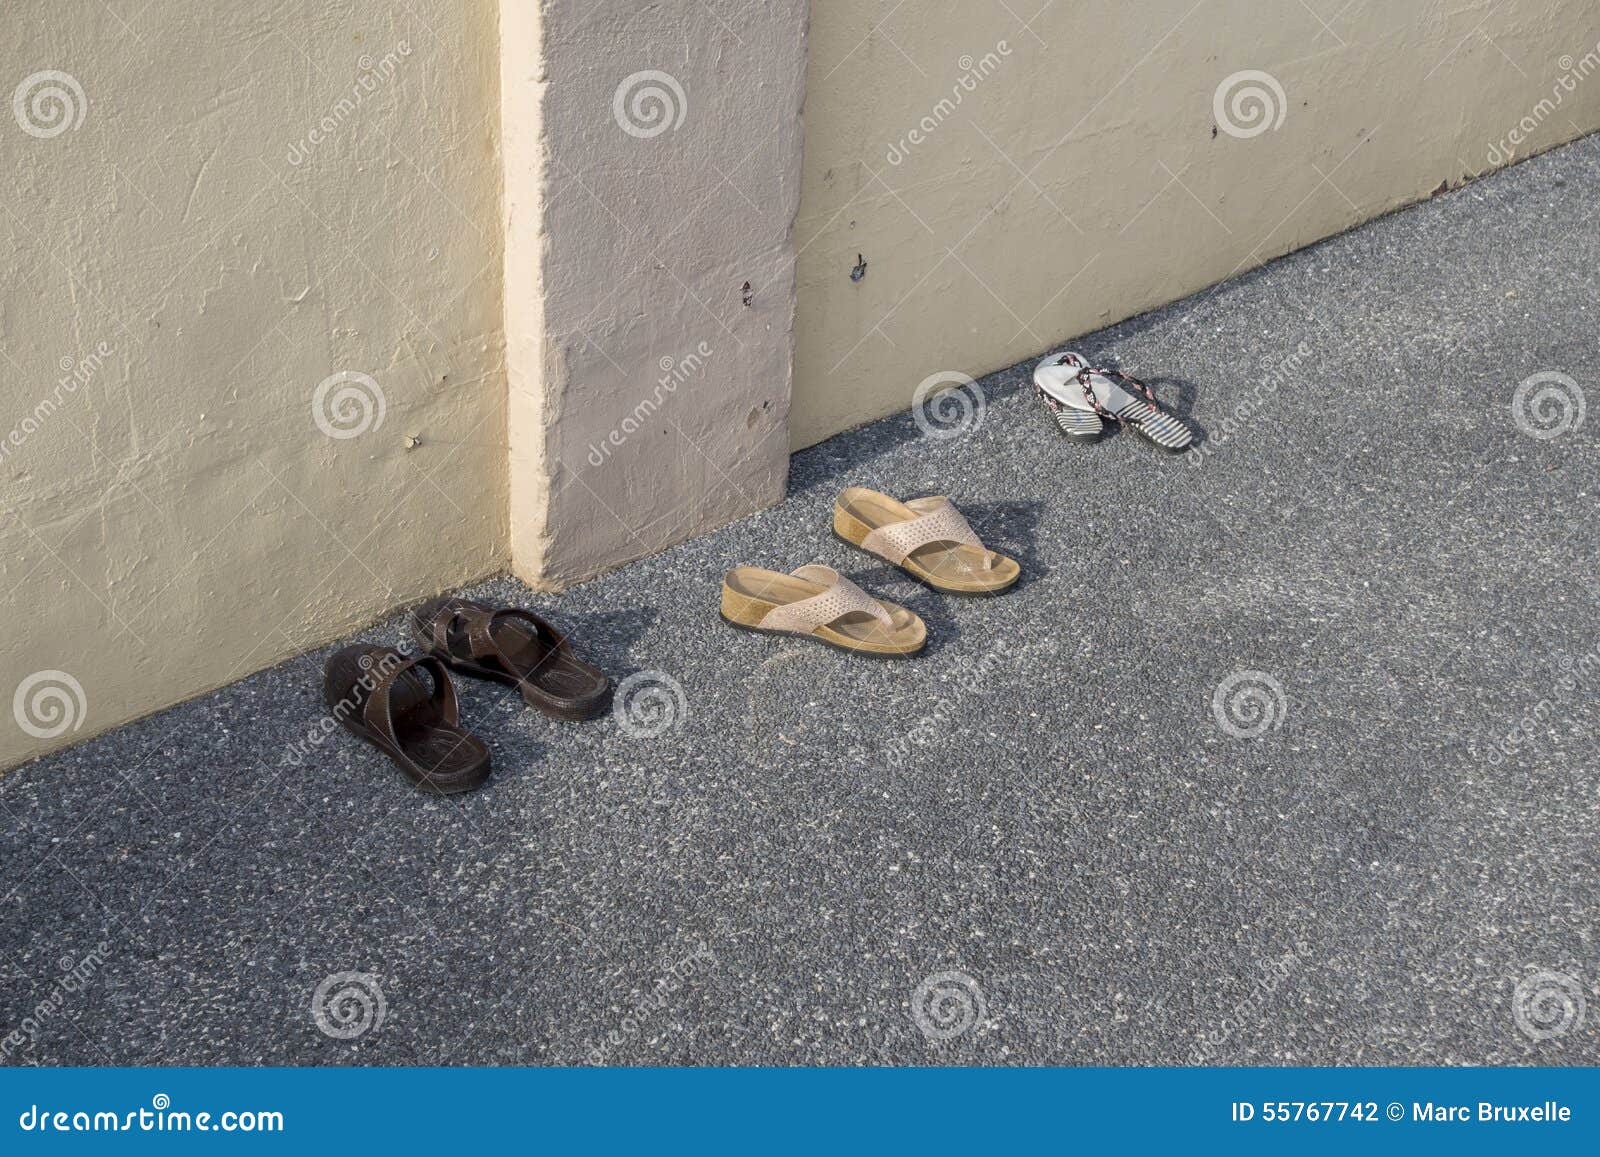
[322,597,610,794]
[719,487,1021,658]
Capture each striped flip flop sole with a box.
[1112,398,1192,452]
[1043,400,1105,442]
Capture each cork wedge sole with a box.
[832,488,1020,595]
[719,566,925,657]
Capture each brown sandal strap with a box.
[431,607,461,661]
[362,654,458,753]
[458,606,566,672]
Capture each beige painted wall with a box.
[504,1,810,591]
[792,0,1600,447]
[1,3,506,769]
[7,1,1599,770]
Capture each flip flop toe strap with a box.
[758,566,893,635]
[861,497,992,570]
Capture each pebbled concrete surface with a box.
[3,138,1599,1067]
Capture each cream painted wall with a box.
[1,4,506,769]
[7,1,1599,770]
[792,0,1600,448]
[504,1,810,591]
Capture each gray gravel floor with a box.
[4,139,1600,1067]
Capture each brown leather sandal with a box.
[409,596,611,721]
[322,645,491,794]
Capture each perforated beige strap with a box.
[860,497,992,569]
[757,565,893,635]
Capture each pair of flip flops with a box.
[719,487,1020,658]
[321,597,610,794]
[1033,350,1193,452]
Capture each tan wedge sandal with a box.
[719,564,926,658]
[833,487,1020,595]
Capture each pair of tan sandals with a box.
[720,488,1020,658]
[322,597,610,794]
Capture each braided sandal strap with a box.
[1036,351,1158,423]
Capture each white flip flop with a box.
[1033,350,1193,453]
